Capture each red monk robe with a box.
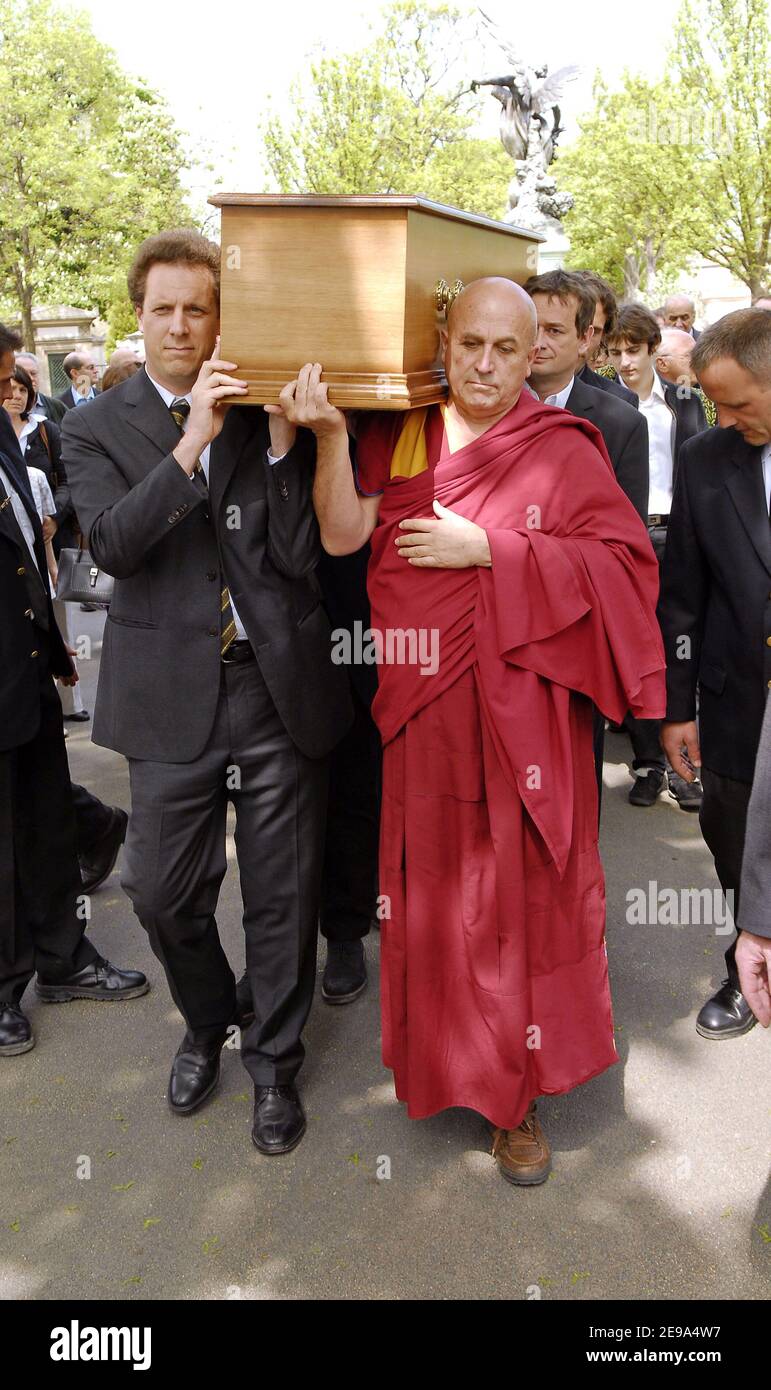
[356,390,665,1130]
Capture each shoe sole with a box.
[695,1015,758,1040]
[168,1061,221,1115]
[35,981,150,1003]
[0,1036,35,1057]
[251,1119,306,1155]
[321,978,367,1005]
[497,1158,552,1187]
[666,793,701,812]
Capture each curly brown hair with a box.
[127,229,221,309]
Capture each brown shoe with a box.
[491,1101,552,1186]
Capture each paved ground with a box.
[1,610,768,1301]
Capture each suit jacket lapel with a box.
[725,435,771,576]
[121,367,187,460]
[207,408,260,518]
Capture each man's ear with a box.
[438,326,448,362]
[135,303,144,333]
[578,325,594,362]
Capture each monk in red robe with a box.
[271,278,665,1186]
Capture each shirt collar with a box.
[526,376,574,410]
[71,383,95,403]
[145,370,191,410]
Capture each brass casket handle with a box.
[435,278,465,316]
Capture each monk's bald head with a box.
[656,326,696,384]
[447,277,537,348]
[442,277,538,424]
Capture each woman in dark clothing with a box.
[3,364,78,553]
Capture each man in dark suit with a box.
[736,695,771,1028]
[660,307,771,1039]
[571,270,639,408]
[56,350,100,411]
[607,303,708,810]
[0,324,147,1057]
[525,270,650,810]
[15,352,66,424]
[63,231,352,1154]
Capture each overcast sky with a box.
[63,0,683,214]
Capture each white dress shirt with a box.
[0,461,41,575]
[146,370,288,643]
[638,372,675,515]
[763,443,771,514]
[526,377,575,410]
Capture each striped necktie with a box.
[168,398,237,656]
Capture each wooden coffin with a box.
[208,193,542,409]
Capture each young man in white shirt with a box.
[607,303,707,809]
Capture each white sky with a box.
[64,0,682,217]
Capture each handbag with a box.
[55,545,114,605]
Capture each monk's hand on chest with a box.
[395,499,491,569]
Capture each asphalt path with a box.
[1,610,768,1301]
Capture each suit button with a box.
[24,608,33,618]
[17,566,25,576]
[207,627,218,637]
[30,650,39,658]
[167,515,176,523]
[206,571,217,582]
[279,481,289,499]
[767,637,771,647]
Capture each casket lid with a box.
[207,192,544,242]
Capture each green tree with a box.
[0,0,188,346]
[672,0,771,295]
[558,75,714,298]
[263,1,508,216]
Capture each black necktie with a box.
[167,399,237,655]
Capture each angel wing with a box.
[531,65,581,112]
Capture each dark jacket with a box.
[37,392,66,425]
[658,373,708,487]
[0,416,73,750]
[62,368,353,763]
[578,362,638,409]
[658,427,770,784]
[565,375,650,523]
[56,385,100,411]
[22,417,79,552]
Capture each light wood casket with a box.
[208,194,542,409]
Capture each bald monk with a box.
[269,278,665,1185]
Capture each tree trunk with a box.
[623,252,641,300]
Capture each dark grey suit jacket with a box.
[739,692,771,938]
[577,362,638,409]
[658,427,770,784]
[566,375,649,523]
[62,368,352,763]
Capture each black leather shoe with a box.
[35,956,148,1003]
[696,980,758,1039]
[251,1084,306,1154]
[628,769,665,806]
[63,710,90,722]
[667,772,703,811]
[168,1034,225,1113]
[0,1002,34,1056]
[233,971,254,1027]
[321,940,367,1004]
[79,807,129,893]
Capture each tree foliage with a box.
[0,0,189,345]
[263,1,508,218]
[558,0,771,297]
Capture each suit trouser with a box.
[699,766,751,990]
[70,781,114,854]
[122,655,328,1087]
[0,637,98,1004]
[626,524,668,771]
[320,687,381,942]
